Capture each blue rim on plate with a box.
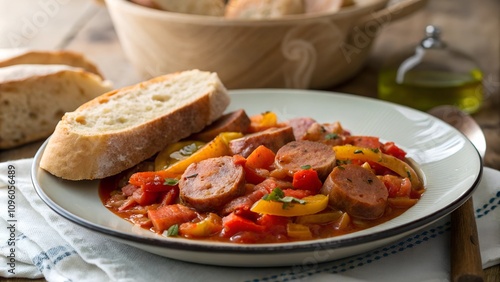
[31,89,483,266]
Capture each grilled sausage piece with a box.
[321,164,388,220]
[229,126,295,157]
[274,140,336,180]
[191,109,251,142]
[285,117,317,140]
[179,156,246,212]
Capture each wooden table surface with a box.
[1,0,498,281]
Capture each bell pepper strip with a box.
[245,145,276,170]
[336,212,351,230]
[295,211,344,225]
[179,213,223,238]
[221,212,265,237]
[387,197,419,208]
[292,169,323,193]
[333,145,423,191]
[248,111,279,133]
[158,132,243,177]
[154,141,206,171]
[147,204,197,233]
[251,193,329,217]
[287,223,312,239]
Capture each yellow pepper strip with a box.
[295,211,343,225]
[156,132,243,177]
[179,213,222,237]
[287,223,312,239]
[155,141,205,171]
[336,212,351,230]
[387,197,419,208]
[250,194,329,217]
[333,145,423,191]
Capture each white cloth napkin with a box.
[1,158,499,282]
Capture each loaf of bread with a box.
[225,0,304,19]
[151,0,226,16]
[0,48,104,78]
[39,69,230,180]
[0,64,112,149]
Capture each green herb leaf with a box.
[165,224,179,237]
[164,178,179,186]
[262,188,306,209]
[186,173,198,179]
[371,148,380,153]
[325,133,339,140]
[301,164,312,170]
[354,149,364,154]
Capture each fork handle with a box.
[450,198,484,282]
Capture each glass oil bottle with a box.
[378,25,483,114]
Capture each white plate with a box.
[32,89,483,267]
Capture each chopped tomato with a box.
[282,188,312,199]
[256,214,288,235]
[292,169,323,193]
[345,136,380,149]
[132,189,159,206]
[382,141,407,160]
[158,188,179,206]
[129,171,178,193]
[148,204,197,233]
[380,175,412,198]
[244,166,269,184]
[245,145,276,170]
[221,212,265,237]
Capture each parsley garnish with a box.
[262,188,306,209]
[371,148,380,153]
[165,224,179,237]
[164,178,179,186]
[325,133,339,140]
[301,164,312,170]
[354,149,364,154]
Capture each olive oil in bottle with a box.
[378,26,484,114]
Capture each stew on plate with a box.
[100,110,425,244]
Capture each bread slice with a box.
[39,69,230,180]
[0,64,112,149]
[0,48,104,78]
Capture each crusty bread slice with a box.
[0,48,104,78]
[39,69,230,180]
[0,64,112,149]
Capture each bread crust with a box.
[39,70,230,180]
[0,49,104,78]
[0,65,112,149]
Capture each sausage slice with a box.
[321,164,388,219]
[274,140,336,180]
[191,109,251,142]
[229,126,295,157]
[179,156,246,212]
